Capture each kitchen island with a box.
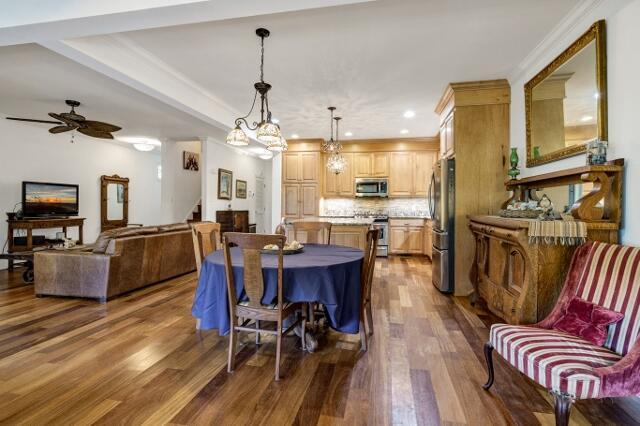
[286,217,373,251]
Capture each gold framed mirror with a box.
[525,20,607,167]
[101,174,129,231]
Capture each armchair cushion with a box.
[491,324,621,399]
[553,296,624,346]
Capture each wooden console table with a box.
[6,217,85,270]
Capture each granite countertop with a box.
[292,217,374,226]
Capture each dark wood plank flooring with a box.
[0,257,638,425]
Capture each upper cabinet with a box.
[440,113,454,158]
[353,152,389,177]
[323,153,353,197]
[283,152,319,183]
[389,151,436,197]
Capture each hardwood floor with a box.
[0,257,638,425]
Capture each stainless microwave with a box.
[355,178,388,197]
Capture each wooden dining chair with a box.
[223,232,306,381]
[360,229,379,351]
[191,222,221,275]
[292,221,332,244]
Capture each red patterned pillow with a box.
[553,296,624,346]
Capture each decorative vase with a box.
[508,148,520,180]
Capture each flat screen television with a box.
[22,181,79,217]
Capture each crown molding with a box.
[508,0,604,84]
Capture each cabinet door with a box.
[300,152,319,182]
[323,155,339,196]
[300,184,319,217]
[338,153,354,196]
[331,226,366,250]
[423,221,433,258]
[372,152,389,177]
[413,152,435,196]
[390,227,408,253]
[407,227,424,253]
[389,152,413,197]
[282,184,300,218]
[353,153,372,177]
[283,153,300,182]
[439,124,447,158]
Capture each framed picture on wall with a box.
[218,168,233,200]
[183,151,199,171]
[236,180,247,199]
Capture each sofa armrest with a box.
[34,251,113,300]
[594,340,640,397]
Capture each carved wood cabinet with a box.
[469,215,577,324]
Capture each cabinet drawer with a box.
[389,219,424,227]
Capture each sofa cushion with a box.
[159,223,190,232]
[92,226,159,253]
[490,323,621,399]
[553,297,624,346]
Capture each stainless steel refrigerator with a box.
[428,158,455,293]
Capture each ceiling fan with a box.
[5,100,122,139]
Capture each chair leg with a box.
[366,303,374,336]
[359,319,368,352]
[301,312,307,351]
[227,324,238,373]
[309,304,316,332]
[553,392,573,426]
[255,320,261,345]
[275,328,283,381]
[482,342,495,390]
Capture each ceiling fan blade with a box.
[5,117,62,125]
[49,125,75,134]
[78,127,114,139]
[83,120,121,133]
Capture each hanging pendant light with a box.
[326,116,347,175]
[321,107,341,153]
[226,28,285,152]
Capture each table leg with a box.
[27,229,33,251]
[78,225,83,245]
[63,226,68,238]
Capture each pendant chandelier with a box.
[321,106,342,154]
[326,115,348,175]
[226,28,287,152]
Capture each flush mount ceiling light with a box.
[403,110,416,118]
[400,129,409,134]
[326,116,347,175]
[118,136,162,152]
[226,28,286,152]
[321,107,343,154]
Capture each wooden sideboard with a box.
[469,160,624,324]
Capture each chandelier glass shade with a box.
[226,28,285,152]
[321,106,342,154]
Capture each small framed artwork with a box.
[236,180,247,199]
[218,168,233,200]
[183,151,200,171]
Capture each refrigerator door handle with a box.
[428,172,435,218]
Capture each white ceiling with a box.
[0,0,581,146]
[118,0,580,139]
[0,43,227,144]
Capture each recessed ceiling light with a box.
[403,110,416,118]
[581,115,594,122]
[345,131,353,137]
[400,129,409,134]
[291,134,299,139]
[272,118,279,124]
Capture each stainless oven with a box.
[372,219,389,257]
[355,178,388,198]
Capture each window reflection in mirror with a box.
[534,182,602,214]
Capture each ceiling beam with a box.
[0,0,375,47]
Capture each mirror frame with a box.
[100,174,129,231]
[525,20,607,167]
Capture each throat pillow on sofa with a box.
[553,296,624,346]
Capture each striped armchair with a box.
[483,241,640,426]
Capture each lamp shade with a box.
[226,126,250,146]
[267,135,288,152]
[257,121,282,144]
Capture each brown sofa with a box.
[34,223,196,301]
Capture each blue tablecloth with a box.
[191,244,364,336]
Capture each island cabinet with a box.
[389,152,436,197]
[469,215,577,324]
[330,225,368,250]
[353,152,389,177]
[389,219,424,254]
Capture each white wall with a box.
[160,139,201,223]
[0,118,162,269]
[510,0,639,245]
[202,137,272,233]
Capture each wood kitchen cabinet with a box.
[283,152,319,183]
[389,152,435,197]
[440,112,454,158]
[354,152,389,177]
[423,220,433,259]
[389,219,424,254]
[330,225,368,250]
[282,183,319,219]
[323,153,353,197]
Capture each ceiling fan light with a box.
[226,126,250,146]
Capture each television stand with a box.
[5,217,85,270]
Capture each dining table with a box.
[191,243,364,336]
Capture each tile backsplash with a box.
[320,197,430,217]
